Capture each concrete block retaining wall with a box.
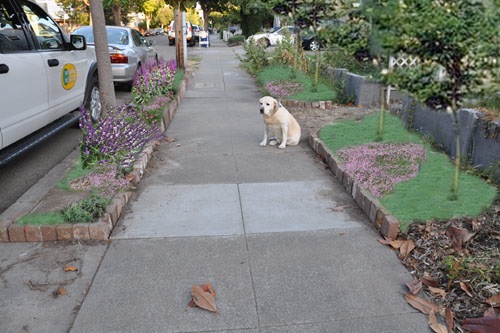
[401,97,500,180]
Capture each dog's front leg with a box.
[260,125,268,147]
[279,123,288,149]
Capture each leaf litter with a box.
[387,203,500,332]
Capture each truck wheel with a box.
[84,75,102,122]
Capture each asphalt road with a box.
[0,35,176,215]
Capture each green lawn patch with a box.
[257,66,337,102]
[319,112,497,231]
[56,158,92,191]
[17,211,66,226]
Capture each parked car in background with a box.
[301,35,322,51]
[167,20,195,46]
[247,26,295,48]
[0,0,100,165]
[192,24,203,42]
[155,28,164,35]
[73,26,158,89]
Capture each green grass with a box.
[257,66,337,102]
[56,158,92,191]
[319,112,497,231]
[17,211,66,226]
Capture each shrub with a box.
[62,194,111,224]
[227,35,245,45]
[236,38,268,76]
[79,104,163,170]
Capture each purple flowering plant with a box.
[264,80,304,98]
[337,143,426,198]
[132,58,176,124]
[79,104,164,170]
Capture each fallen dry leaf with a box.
[164,137,176,142]
[445,308,454,331]
[462,316,500,333]
[429,286,447,299]
[428,310,448,333]
[190,284,219,314]
[54,287,67,297]
[483,307,499,318]
[405,294,440,315]
[63,265,78,272]
[448,226,475,251]
[486,295,500,308]
[399,239,415,258]
[420,275,441,288]
[406,279,423,295]
[460,281,474,297]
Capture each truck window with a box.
[0,0,29,52]
[20,1,64,50]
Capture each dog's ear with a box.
[273,99,279,112]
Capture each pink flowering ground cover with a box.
[337,143,426,198]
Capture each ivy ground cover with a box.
[319,113,497,230]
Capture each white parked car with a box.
[0,0,100,165]
[247,26,295,48]
[73,26,158,89]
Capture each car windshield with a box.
[73,27,129,45]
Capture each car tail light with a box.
[110,53,128,64]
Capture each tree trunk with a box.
[112,5,121,26]
[89,0,116,112]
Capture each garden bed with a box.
[0,72,189,243]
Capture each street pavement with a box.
[0,35,429,332]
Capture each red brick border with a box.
[0,75,189,243]
[308,130,401,239]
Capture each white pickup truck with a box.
[0,0,101,165]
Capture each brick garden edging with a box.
[308,130,400,239]
[0,75,189,243]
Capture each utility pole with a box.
[174,9,185,70]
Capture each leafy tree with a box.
[57,0,90,26]
[198,0,226,31]
[152,6,174,28]
[295,0,337,91]
[365,0,500,200]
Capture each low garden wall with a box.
[400,97,500,181]
[325,67,406,108]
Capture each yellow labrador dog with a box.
[259,96,301,149]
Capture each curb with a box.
[0,74,190,243]
[308,130,400,239]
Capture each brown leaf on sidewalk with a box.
[190,284,220,314]
[404,294,440,315]
[428,310,448,333]
[406,279,423,295]
[486,294,500,308]
[429,286,447,299]
[462,316,500,333]
[63,264,78,272]
[164,137,176,143]
[460,281,474,297]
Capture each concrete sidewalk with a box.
[70,36,429,332]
